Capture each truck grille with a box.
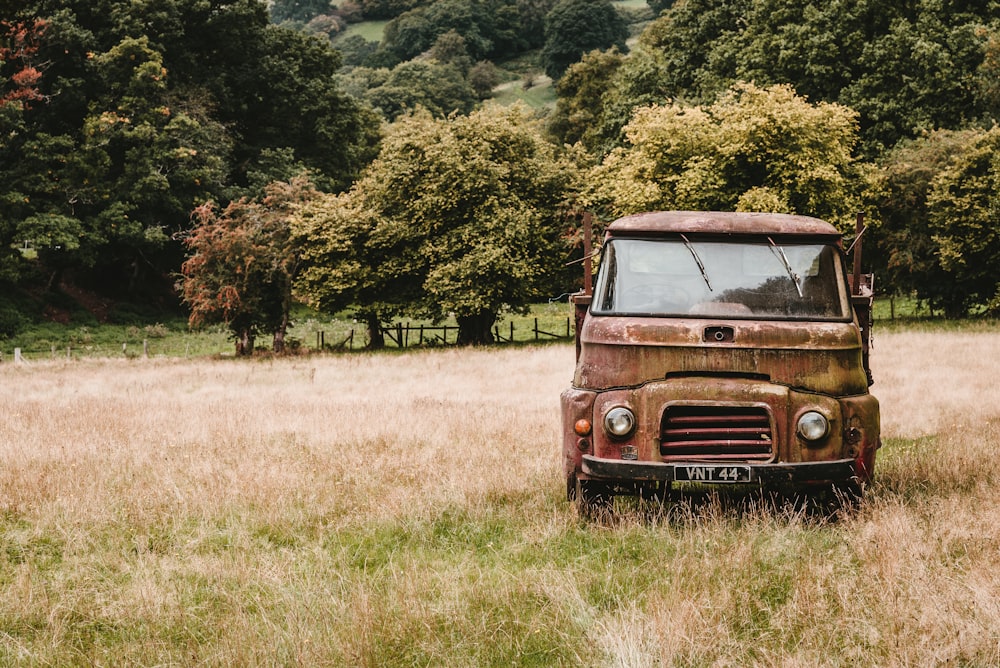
[659,406,773,461]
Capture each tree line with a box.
[2,0,1000,351]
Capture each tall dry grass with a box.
[0,331,999,666]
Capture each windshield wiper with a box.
[680,234,713,291]
[768,236,803,298]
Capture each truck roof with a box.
[606,211,842,240]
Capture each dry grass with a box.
[1,332,1000,666]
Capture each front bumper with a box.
[581,454,859,485]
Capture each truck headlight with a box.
[797,411,829,442]
[604,407,636,439]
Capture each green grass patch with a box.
[335,19,389,43]
[491,77,557,110]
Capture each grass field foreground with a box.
[2,332,1000,665]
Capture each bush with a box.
[0,306,26,339]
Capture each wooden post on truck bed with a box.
[572,212,595,361]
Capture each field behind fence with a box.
[2,330,1000,664]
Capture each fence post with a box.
[14,348,23,364]
[419,325,424,344]
[510,321,514,342]
[534,318,539,341]
[66,346,71,360]
[143,340,149,358]
[566,317,571,337]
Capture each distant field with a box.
[335,19,388,43]
[2,330,1000,664]
[491,76,557,110]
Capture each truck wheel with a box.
[576,479,613,518]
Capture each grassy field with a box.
[2,327,1000,665]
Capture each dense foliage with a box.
[293,105,580,345]
[586,83,866,227]
[611,0,1000,156]
[0,0,379,310]
[871,128,1000,317]
[540,0,628,80]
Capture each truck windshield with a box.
[592,238,851,320]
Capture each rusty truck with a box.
[561,211,880,514]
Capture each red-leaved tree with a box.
[0,19,46,109]
[180,177,318,355]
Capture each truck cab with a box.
[561,211,880,514]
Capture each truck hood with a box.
[574,315,869,396]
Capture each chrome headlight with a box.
[797,411,830,442]
[603,407,636,439]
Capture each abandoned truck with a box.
[561,211,880,513]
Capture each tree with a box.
[623,0,1000,156]
[270,0,333,24]
[294,105,580,345]
[923,128,1000,317]
[541,0,628,80]
[468,60,501,99]
[868,130,972,313]
[549,47,625,148]
[586,83,866,228]
[291,192,406,348]
[363,60,478,120]
[180,177,319,354]
[872,127,1000,318]
[0,17,51,283]
[0,0,380,308]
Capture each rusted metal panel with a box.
[607,211,842,240]
[574,316,869,395]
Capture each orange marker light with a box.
[574,419,592,436]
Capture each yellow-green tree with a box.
[293,104,580,345]
[585,82,867,229]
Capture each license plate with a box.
[674,464,752,483]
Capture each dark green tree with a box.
[0,0,379,306]
[270,0,334,24]
[629,0,1000,155]
[541,0,628,79]
[869,130,973,312]
[873,128,1000,317]
[363,60,478,120]
[549,47,625,149]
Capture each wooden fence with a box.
[376,317,573,348]
[2,317,574,361]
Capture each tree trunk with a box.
[272,326,286,354]
[272,309,290,353]
[235,329,255,356]
[456,310,496,345]
[365,312,385,349]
